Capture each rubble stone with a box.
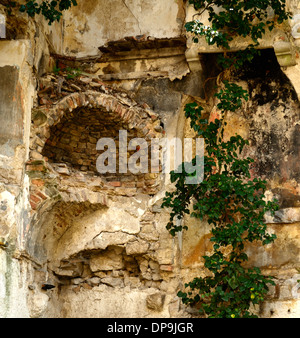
[146,292,166,311]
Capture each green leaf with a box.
[164,0,284,318]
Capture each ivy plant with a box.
[4,0,77,25]
[186,0,290,47]
[162,0,288,318]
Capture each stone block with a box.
[125,240,149,255]
[88,277,101,286]
[146,292,165,311]
[265,207,300,224]
[28,292,50,318]
[245,223,300,269]
[101,277,124,288]
[87,231,136,250]
[139,223,159,241]
[260,299,300,318]
[160,265,173,272]
[124,276,141,288]
[90,249,124,272]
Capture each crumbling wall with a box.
[0,0,299,318]
[62,0,186,57]
[0,3,64,318]
[181,49,300,318]
[0,39,34,317]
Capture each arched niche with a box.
[25,89,165,285]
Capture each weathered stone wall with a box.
[181,48,300,318]
[62,0,186,57]
[0,0,299,318]
[0,3,65,317]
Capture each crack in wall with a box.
[121,0,142,35]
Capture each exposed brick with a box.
[32,91,164,196]
[30,200,38,210]
[66,97,76,110]
[108,181,121,187]
[36,191,48,200]
[115,103,123,116]
[72,94,80,107]
[31,179,45,187]
[70,129,82,137]
[160,265,173,272]
[30,194,41,204]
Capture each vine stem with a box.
[217,110,228,145]
[192,0,216,20]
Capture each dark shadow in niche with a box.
[236,48,299,105]
[0,65,23,156]
[41,106,140,176]
[132,53,221,115]
[233,48,300,202]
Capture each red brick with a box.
[120,107,129,119]
[36,191,47,200]
[30,194,41,203]
[29,200,38,210]
[115,104,123,116]
[142,103,150,109]
[108,181,121,187]
[31,179,45,187]
[66,97,75,110]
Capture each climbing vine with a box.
[162,0,290,318]
[3,0,77,25]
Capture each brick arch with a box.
[31,90,162,146]
[27,90,164,213]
